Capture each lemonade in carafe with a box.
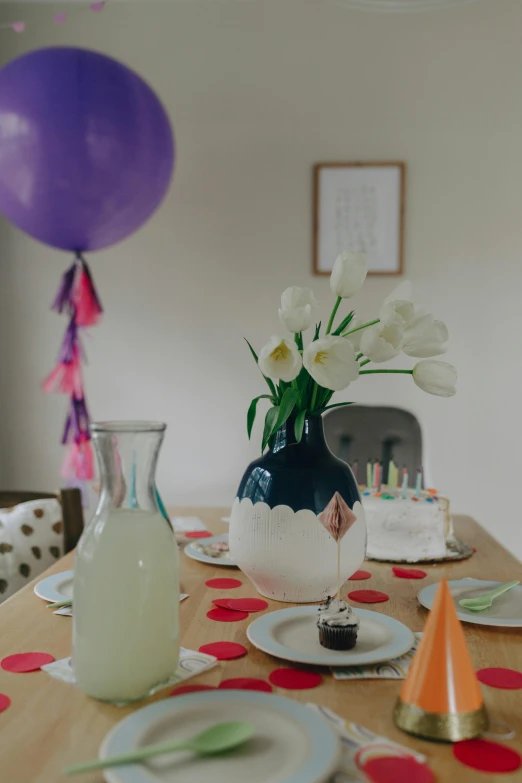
[73,421,180,702]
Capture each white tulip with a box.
[380,300,415,329]
[403,313,449,358]
[258,335,302,382]
[278,286,318,333]
[303,336,359,391]
[330,251,368,299]
[383,279,413,306]
[360,323,403,363]
[413,360,457,397]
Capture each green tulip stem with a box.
[326,297,342,335]
[359,358,371,367]
[343,318,380,336]
[359,369,413,375]
[310,383,318,411]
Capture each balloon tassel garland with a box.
[42,252,103,486]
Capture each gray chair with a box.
[323,405,423,486]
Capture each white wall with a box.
[1,0,521,557]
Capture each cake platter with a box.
[366,535,474,565]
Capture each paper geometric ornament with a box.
[394,579,488,741]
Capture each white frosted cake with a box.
[362,488,451,562]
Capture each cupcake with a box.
[317,597,359,650]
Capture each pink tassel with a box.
[61,439,94,481]
[74,264,103,327]
[42,351,83,397]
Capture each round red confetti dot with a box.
[477,667,522,690]
[207,608,249,623]
[453,739,521,774]
[392,567,427,579]
[1,652,55,673]
[199,642,248,660]
[185,531,213,538]
[362,755,434,783]
[219,678,272,692]
[0,693,11,712]
[205,578,243,589]
[212,598,236,609]
[226,598,268,612]
[348,590,389,604]
[268,668,322,690]
[348,569,372,580]
[170,684,217,696]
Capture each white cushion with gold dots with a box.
[0,498,64,603]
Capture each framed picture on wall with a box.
[313,162,406,276]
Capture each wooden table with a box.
[0,509,521,783]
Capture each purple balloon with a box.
[0,47,174,251]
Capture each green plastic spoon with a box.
[64,721,255,776]
[47,599,72,609]
[459,580,520,612]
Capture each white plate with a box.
[99,690,341,783]
[34,570,74,603]
[418,579,522,627]
[184,534,236,568]
[247,606,414,667]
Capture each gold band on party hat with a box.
[394,698,489,742]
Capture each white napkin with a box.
[306,704,427,782]
[52,593,189,617]
[332,633,422,680]
[41,646,217,701]
[171,516,208,533]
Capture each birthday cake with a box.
[362,488,451,563]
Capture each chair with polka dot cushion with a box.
[0,489,84,603]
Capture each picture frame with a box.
[313,162,406,276]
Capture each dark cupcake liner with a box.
[318,623,358,651]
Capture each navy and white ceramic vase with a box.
[229,415,367,602]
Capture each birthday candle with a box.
[377,462,382,492]
[415,470,422,498]
[366,461,372,489]
[372,461,377,489]
[401,471,408,499]
[352,460,358,483]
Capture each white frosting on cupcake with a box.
[317,597,359,628]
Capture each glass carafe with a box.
[73,421,180,703]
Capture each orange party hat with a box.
[394,579,488,741]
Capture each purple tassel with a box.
[51,261,77,314]
[61,396,91,444]
[58,318,78,364]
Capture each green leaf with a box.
[244,338,259,364]
[332,311,355,336]
[294,409,307,443]
[244,337,278,400]
[247,395,273,439]
[261,389,300,452]
[274,388,299,432]
[262,406,280,452]
[313,322,322,341]
[315,401,355,415]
